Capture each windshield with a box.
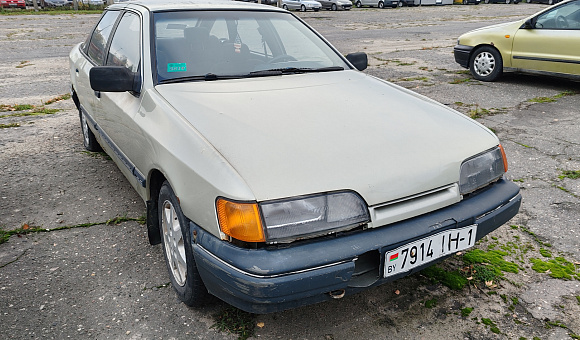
[153,10,350,83]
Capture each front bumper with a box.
[191,178,521,313]
[454,44,474,68]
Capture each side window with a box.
[106,12,141,73]
[536,1,580,29]
[86,10,120,65]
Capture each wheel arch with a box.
[146,168,167,245]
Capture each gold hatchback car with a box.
[454,0,580,81]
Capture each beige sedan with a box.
[70,0,521,313]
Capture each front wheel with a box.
[282,3,288,9]
[331,3,337,9]
[300,4,306,10]
[355,0,362,6]
[378,1,384,7]
[470,46,503,82]
[159,181,207,307]
[79,109,102,152]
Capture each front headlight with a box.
[459,145,508,195]
[260,191,369,243]
[217,191,370,244]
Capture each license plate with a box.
[384,224,477,278]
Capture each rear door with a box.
[511,0,580,75]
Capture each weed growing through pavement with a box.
[211,307,256,340]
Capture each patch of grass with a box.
[2,106,61,117]
[513,179,524,183]
[1,103,33,112]
[471,264,500,283]
[400,76,429,82]
[481,318,500,334]
[461,307,473,317]
[546,320,568,329]
[44,93,71,105]
[530,257,580,280]
[0,215,145,245]
[15,61,33,68]
[520,226,551,247]
[0,123,20,129]
[450,78,471,84]
[559,170,580,180]
[539,248,552,258]
[211,307,256,340]
[528,90,577,103]
[424,298,437,308]
[576,296,580,305]
[421,266,468,290]
[528,96,556,103]
[463,249,519,277]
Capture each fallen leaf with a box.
[394,290,400,295]
[466,276,473,281]
[257,322,265,328]
[22,224,30,230]
[485,281,493,287]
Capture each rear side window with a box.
[86,10,120,65]
[106,12,141,73]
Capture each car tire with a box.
[355,0,362,6]
[547,0,553,4]
[331,3,337,9]
[282,3,288,9]
[526,0,531,2]
[398,0,403,5]
[469,46,503,82]
[159,181,207,307]
[505,0,511,3]
[484,0,490,3]
[463,0,468,4]
[300,4,306,10]
[79,109,102,152]
[378,0,384,7]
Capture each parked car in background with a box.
[354,0,399,8]
[319,0,352,10]
[455,0,580,81]
[483,0,519,4]
[1,0,26,8]
[70,0,521,314]
[281,0,321,10]
[526,0,561,4]
[44,0,67,6]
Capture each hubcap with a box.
[162,200,187,286]
[473,52,495,77]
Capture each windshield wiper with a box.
[159,66,345,84]
[159,73,243,84]
[249,66,344,77]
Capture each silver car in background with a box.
[281,0,322,11]
[319,0,352,9]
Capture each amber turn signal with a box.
[499,144,508,172]
[216,198,265,242]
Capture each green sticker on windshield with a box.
[167,63,187,73]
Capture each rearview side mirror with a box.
[521,18,535,29]
[90,66,140,93]
[346,52,368,71]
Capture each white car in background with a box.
[319,0,352,10]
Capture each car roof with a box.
[109,0,286,13]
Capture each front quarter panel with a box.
[137,88,256,239]
[458,20,525,67]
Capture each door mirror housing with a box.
[90,66,140,93]
[521,18,535,29]
[346,52,368,71]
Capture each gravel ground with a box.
[1,5,579,340]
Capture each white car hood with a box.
[156,71,498,205]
